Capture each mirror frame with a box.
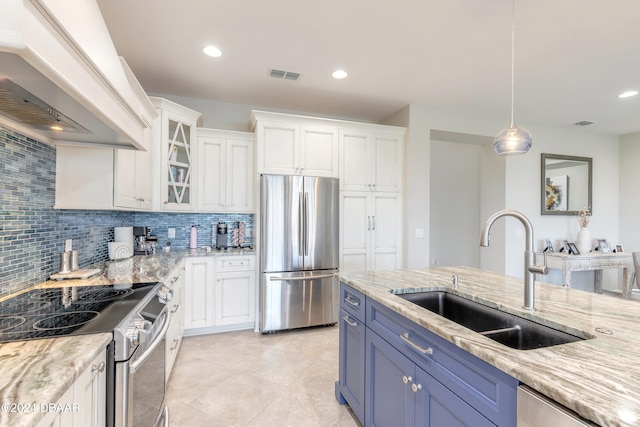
[541,153,592,216]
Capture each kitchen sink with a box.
[397,291,587,350]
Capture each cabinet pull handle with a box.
[367,216,371,230]
[400,332,433,355]
[170,339,179,350]
[171,304,180,313]
[344,296,360,307]
[343,315,358,327]
[411,383,422,393]
[91,361,105,373]
[372,216,376,231]
[402,375,412,384]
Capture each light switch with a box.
[168,228,175,238]
[415,228,424,239]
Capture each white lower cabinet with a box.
[184,257,215,330]
[340,191,403,272]
[184,255,256,335]
[165,262,185,382]
[215,256,255,327]
[37,349,107,427]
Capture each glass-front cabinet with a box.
[167,119,192,206]
[150,97,202,211]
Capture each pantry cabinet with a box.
[339,128,404,192]
[197,129,254,212]
[150,97,201,211]
[252,112,339,177]
[340,191,402,272]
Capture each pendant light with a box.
[493,0,532,156]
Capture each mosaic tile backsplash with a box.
[0,126,253,295]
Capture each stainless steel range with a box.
[0,281,172,427]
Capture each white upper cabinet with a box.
[150,97,202,212]
[197,129,254,212]
[252,111,339,177]
[113,147,152,210]
[340,128,404,192]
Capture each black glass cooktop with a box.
[0,282,158,343]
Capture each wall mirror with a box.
[541,153,592,215]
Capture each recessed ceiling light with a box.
[203,45,222,58]
[332,69,348,79]
[618,90,638,98]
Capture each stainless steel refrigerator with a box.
[260,174,339,332]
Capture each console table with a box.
[535,252,634,298]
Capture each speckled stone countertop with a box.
[340,266,640,427]
[0,333,112,427]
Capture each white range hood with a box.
[0,0,156,150]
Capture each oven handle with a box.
[130,308,170,374]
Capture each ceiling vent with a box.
[270,69,300,81]
[573,120,595,127]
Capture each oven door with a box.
[115,306,170,427]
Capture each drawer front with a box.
[340,282,365,322]
[216,256,255,272]
[367,298,517,426]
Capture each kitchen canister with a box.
[114,226,134,254]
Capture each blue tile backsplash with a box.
[0,126,253,295]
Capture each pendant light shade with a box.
[493,124,532,155]
[494,0,532,156]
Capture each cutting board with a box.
[50,268,101,281]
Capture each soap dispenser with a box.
[190,225,199,249]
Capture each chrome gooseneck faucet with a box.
[480,210,548,310]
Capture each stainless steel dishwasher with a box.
[517,386,597,426]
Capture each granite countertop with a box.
[340,266,640,427]
[0,333,112,427]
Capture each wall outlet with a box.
[415,228,424,239]
[168,228,175,239]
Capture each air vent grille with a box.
[270,69,300,81]
[573,120,595,127]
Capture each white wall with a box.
[620,132,640,253]
[429,140,482,268]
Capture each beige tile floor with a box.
[166,325,360,427]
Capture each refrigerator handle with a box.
[298,192,304,257]
[270,273,336,281]
[304,192,309,256]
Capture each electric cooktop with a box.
[0,282,159,343]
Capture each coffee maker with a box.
[216,222,228,250]
[133,226,157,254]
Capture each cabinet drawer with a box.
[340,282,365,322]
[367,298,517,426]
[216,256,255,271]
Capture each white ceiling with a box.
[97,0,640,135]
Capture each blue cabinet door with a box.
[337,308,366,424]
[414,368,495,427]
[365,328,414,427]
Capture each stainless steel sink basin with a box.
[397,291,586,350]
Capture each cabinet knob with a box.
[411,383,422,393]
[402,375,412,384]
[91,361,105,373]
